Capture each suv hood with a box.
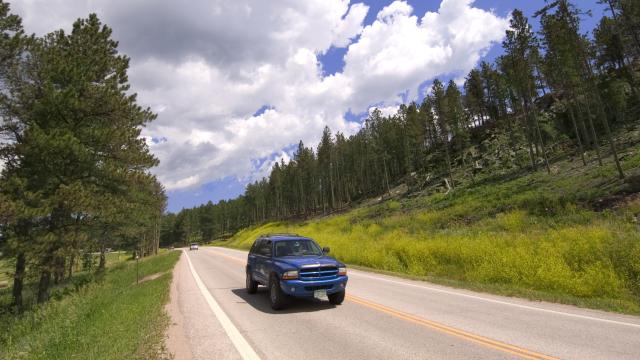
[276,256,342,269]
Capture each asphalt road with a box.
[167,246,640,360]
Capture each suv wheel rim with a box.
[270,283,277,303]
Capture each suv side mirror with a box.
[322,247,330,254]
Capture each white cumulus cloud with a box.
[11,0,509,192]
[341,0,509,111]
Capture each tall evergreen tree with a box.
[502,9,550,173]
[431,79,454,189]
[445,80,470,170]
[1,14,162,304]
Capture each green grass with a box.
[0,258,12,287]
[0,250,180,360]
[220,146,640,314]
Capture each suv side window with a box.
[258,240,272,257]
[249,239,260,254]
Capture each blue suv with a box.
[245,234,348,310]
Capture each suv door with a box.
[255,239,273,283]
[248,239,259,279]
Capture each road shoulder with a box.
[166,251,241,360]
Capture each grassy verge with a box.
[0,250,180,360]
[219,146,640,314]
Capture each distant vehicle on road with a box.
[190,243,199,251]
[245,234,347,310]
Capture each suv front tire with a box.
[269,274,288,310]
[328,290,345,305]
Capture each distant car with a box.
[245,234,347,310]
[190,243,199,251]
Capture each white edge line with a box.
[183,250,261,360]
[212,247,640,329]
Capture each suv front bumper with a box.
[280,276,348,297]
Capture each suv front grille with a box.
[299,266,338,281]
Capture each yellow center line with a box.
[205,248,558,360]
[347,294,557,360]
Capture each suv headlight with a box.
[338,267,347,276]
[282,270,298,280]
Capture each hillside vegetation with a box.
[221,140,640,314]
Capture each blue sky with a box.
[164,0,606,213]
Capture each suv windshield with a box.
[275,239,322,257]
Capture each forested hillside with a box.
[0,3,165,310]
[162,0,640,245]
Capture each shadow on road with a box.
[231,288,337,314]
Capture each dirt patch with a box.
[592,194,629,211]
[0,280,8,288]
[592,192,640,212]
[137,271,168,284]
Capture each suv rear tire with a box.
[328,290,345,305]
[246,270,258,294]
[269,275,288,310]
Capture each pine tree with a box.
[503,9,550,173]
[464,69,487,127]
[1,14,162,304]
[0,0,28,309]
[445,80,470,170]
[431,79,454,189]
[317,126,335,212]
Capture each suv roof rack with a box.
[260,233,301,238]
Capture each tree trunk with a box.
[576,107,592,153]
[584,100,603,166]
[382,155,391,195]
[524,123,537,171]
[155,217,159,254]
[321,179,326,214]
[55,255,66,284]
[443,144,455,189]
[533,112,550,174]
[12,252,26,309]
[329,162,335,211]
[53,258,61,285]
[298,177,305,217]
[37,270,51,304]
[569,106,587,166]
[596,99,625,179]
[98,239,106,271]
[527,99,550,174]
[504,114,520,168]
[68,254,75,278]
